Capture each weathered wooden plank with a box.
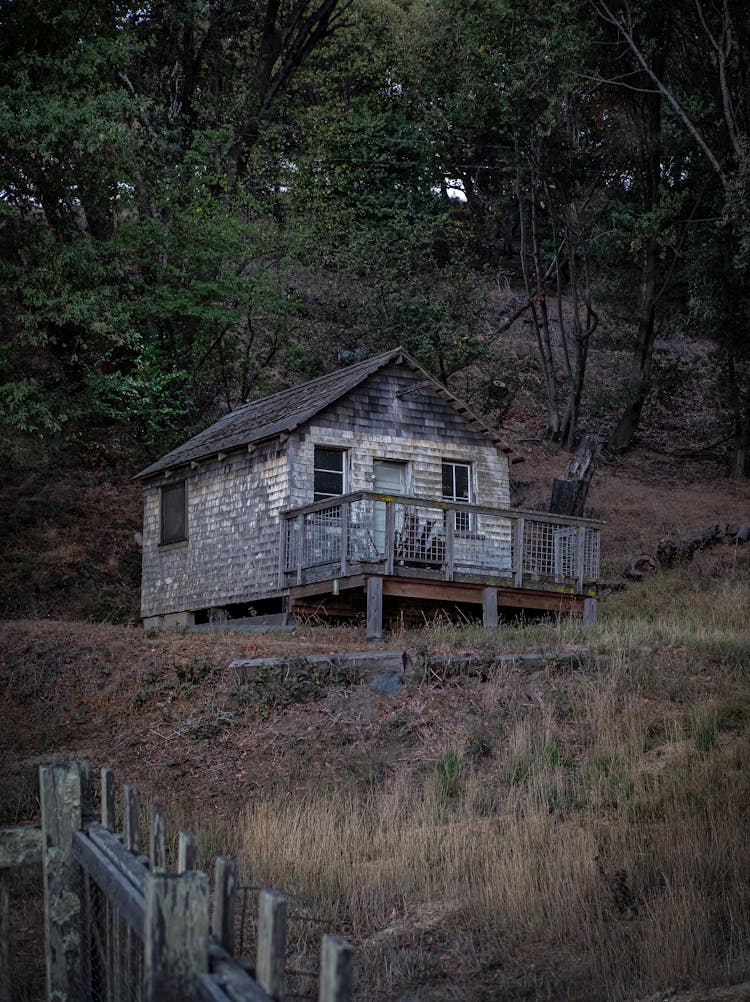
[229,650,406,683]
[318,935,353,1002]
[212,857,236,954]
[0,874,10,1002]
[122,785,139,853]
[384,503,395,576]
[444,511,455,581]
[72,830,145,937]
[178,831,198,874]
[149,804,166,874]
[101,767,116,831]
[86,822,148,894]
[380,576,583,612]
[256,889,286,1001]
[366,577,383,641]
[196,972,233,1002]
[482,587,498,629]
[143,871,209,1002]
[40,760,91,1002]
[0,826,42,869]
[211,958,274,1002]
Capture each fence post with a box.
[443,511,455,581]
[122,784,139,853]
[100,767,115,830]
[256,889,287,1000]
[318,934,353,1002]
[178,831,197,874]
[40,760,91,1002]
[149,804,166,874]
[212,856,236,954]
[144,870,209,1002]
[575,526,586,593]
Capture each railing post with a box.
[256,889,287,1001]
[297,516,307,586]
[0,872,10,1002]
[40,760,91,1002]
[513,517,525,589]
[575,526,586,593]
[319,934,353,1002]
[143,870,209,1002]
[384,502,395,575]
[340,501,350,578]
[444,510,455,581]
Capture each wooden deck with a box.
[280,492,603,636]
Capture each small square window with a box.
[161,481,187,545]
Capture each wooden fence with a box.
[0,761,353,1002]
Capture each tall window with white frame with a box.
[314,447,346,502]
[442,461,471,532]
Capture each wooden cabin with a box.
[135,348,601,635]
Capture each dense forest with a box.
[1,0,749,476]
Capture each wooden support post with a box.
[256,889,287,1001]
[444,510,455,581]
[178,831,197,874]
[513,518,525,589]
[384,502,396,576]
[143,871,209,1002]
[318,934,353,1002]
[212,856,236,954]
[583,597,598,627]
[482,587,498,629]
[0,874,9,1002]
[340,501,350,577]
[101,767,115,831]
[149,804,166,874]
[40,760,91,1002]
[122,784,139,853]
[366,576,383,641]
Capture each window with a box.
[314,447,345,501]
[160,481,187,545]
[442,461,471,532]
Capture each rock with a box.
[370,673,405,696]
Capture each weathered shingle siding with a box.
[140,441,290,619]
[293,363,510,507]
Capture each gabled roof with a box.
[135,347,516,480]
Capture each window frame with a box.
[160,480,187,546]
[441,460,472,533]
[313,446,347,502]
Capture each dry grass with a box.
[3,554,750,1000]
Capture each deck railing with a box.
[281,492,602,594]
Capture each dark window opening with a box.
[442,461,471,532]
[160,481,187,545]
[314,447,345,501]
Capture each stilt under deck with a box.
[280,492,603,638]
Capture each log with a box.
[656,523,722,568]
[550,435,601,517]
